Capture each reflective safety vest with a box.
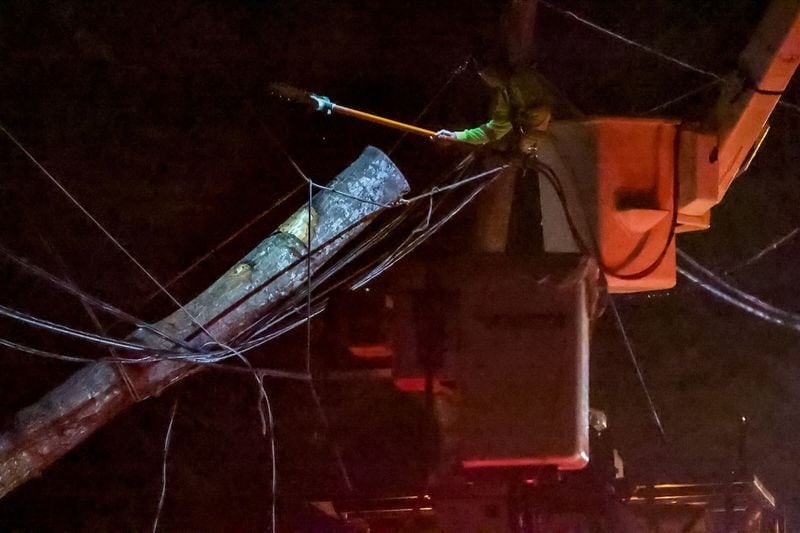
[455,68,555,146]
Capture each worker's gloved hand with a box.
[433,129,458,141]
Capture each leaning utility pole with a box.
[0,146,409,499]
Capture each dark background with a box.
[2,0,800,530]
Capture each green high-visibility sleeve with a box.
[455,88,513,145]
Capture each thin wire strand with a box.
[0,302,231,361]
[0,336,96,363]
[0,121,273,381]
[539,0,721,79]
[353,200,481,288]
[152,400,178,533]
[677,266,800,332]
[0,122,264,365]
[540,0,800,117]
[292,183,421,289]
[5,209,356,370]
[0,333,322,383]
[0,120,280,527]
[0,303,156,352]
[267,122,501,209]
[0,244,195,351]
[609,298,667,442]
[0,122,192,311]
[0,244,137,323]
[399,164,509,204]
[353,191,474,289]
[305,180,316,432]
[37,232,143,400]
[353,166,493,290]
[725,227,800,274]
[259,373,277,533]
[678,249,800,328]
[0,335,166,364]
[138,184,305,308]
[639,79,724,116]
[233,198,420,348]
[207,363,310,381]
[388,54,472,155]
[410,195,434,235]
[0,335,203,365]
[286,154,395,209]
[189,210,383,349]
[304,163,354,491]
[269,140,486,493]
[777,100,800,113]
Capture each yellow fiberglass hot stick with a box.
[270,82,441,139]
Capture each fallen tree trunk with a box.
[0,146,408,499]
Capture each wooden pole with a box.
[0,146,408,499]
[506,0,540,67]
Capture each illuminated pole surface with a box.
[0,146,408,499]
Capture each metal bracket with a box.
[310,94,333,115]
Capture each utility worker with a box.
[434,56,564,253]
[435,59,556,156]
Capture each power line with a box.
[639,79,724,116]
[540,0,800,116]
[677,265,800,332]
[0,303,156,353]
[269,149,491,494]
[0,245,129,320]
[725,227,800,274]
[232,147,491,495]
[265,122,505,210]
[137,183,305,310]
[0,333,322,383]
[0,123,269,367]
[231,180,434,347]
[303,177,354,492]
[36,231,145,401]
[388,54,472,155]
[540,0,721,79]
[0,301,259,362]
[0,166,391,370]
[353,187,484,288]
[399,164,509,204]
[677,249,800,331]
[152,400,178,533]
[0,120,280,529]
[352,156,487,289]
[0,336,96,364]
[609,298,667,443]
[0,123,195,316]
[0,244,194,351]
[217,130,481,525]
[259,373,277,533]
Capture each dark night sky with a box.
[2,0,800,530]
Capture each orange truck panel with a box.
[539,2,800,294]
[542,118,678,293]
